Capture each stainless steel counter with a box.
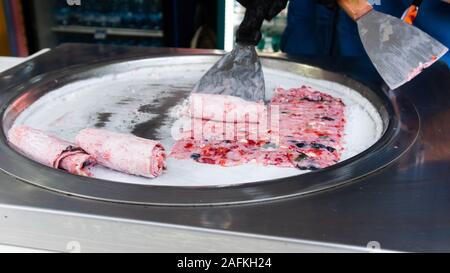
[0,44,449,252]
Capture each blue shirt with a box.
[281,0,450,64]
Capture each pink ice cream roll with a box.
[8,125,96,176]
[76,128,166,178]
[188,93,267,123]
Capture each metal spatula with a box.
[192,43,265,102]
[338,0,448,90]
[193,0,285,102]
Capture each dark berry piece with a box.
[294,152,308,162]
[295,142,306,148]
[311,143,326,149]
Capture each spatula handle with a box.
[337,0,373,21]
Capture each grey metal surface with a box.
[0,44,448,252]
[358,10,448,90]
[0,204,380,253]
[193,44,265,102]
[0,48,414,206]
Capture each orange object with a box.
[403,5,419,25]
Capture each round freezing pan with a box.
[9,56,384,186]
[0,53,419,206]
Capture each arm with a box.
[236,0,288,45]
[235,0,337,45]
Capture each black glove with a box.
[236,0,288,45]
[235,0,336,45]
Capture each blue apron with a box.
[281,0,450,65]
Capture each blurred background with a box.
[0,0,287,57]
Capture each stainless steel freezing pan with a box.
[0,50,419,206]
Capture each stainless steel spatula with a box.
[192,44,265,102]
[338,0,448,90]
[193,0,288,102]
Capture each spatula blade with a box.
[358,10,448,90]
[193,44,265,102]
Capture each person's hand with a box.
[236,0,288,45]
[236,0,288,21]
[235,0,337,45]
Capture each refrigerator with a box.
[20,0,217,53]
[22,0,165,52]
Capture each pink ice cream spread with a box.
[8,125,96,176]
[76,128,166,178]
[170,86,346,170]
[177,115,273,142]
